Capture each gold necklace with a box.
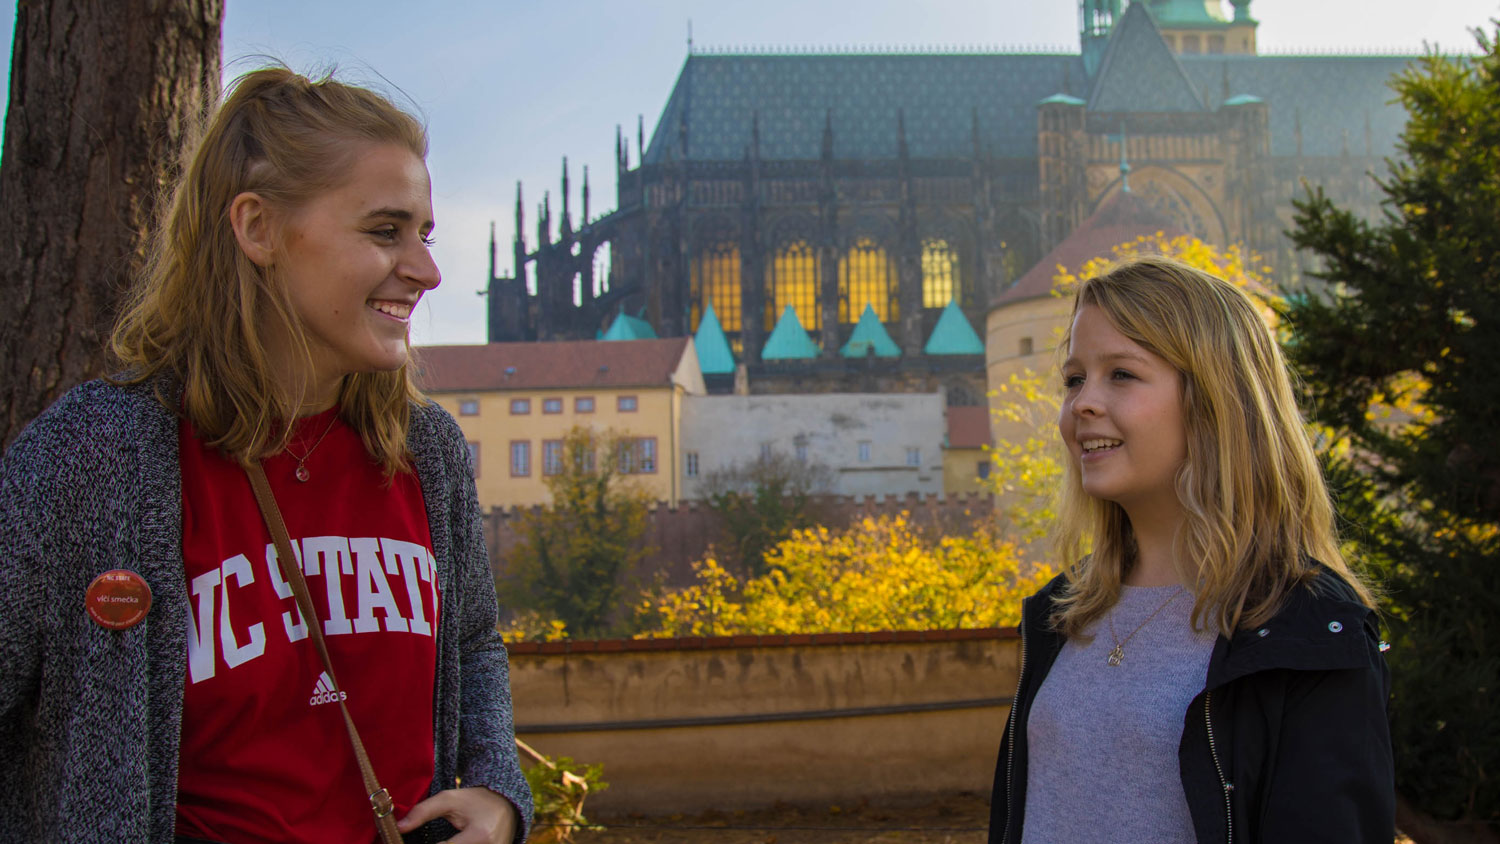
[284,413,339,483]
[1106,586,1185,667]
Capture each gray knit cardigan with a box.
[0,379,533,843]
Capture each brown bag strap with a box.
[245,461,404,844]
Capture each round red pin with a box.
[85,569,153,631]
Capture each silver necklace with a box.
[1106,586,1185,667]
[284,414,339,483]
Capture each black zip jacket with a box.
[988,568,1394,844]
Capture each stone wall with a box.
[507,628,1020,814]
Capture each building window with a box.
[510,398,531,415]
[691,242,742,332]
[542,398,563,414]
[466,441,480,476]
[977,460,992,480]
[759,442,773,461]
[1019,336,1034,356]
[858,441,872,463]
[921,238,961,308]
[796,443,808,464]
[617,437,657,474]
[617,395,638,412]
[767,240,820,331]
[542,439,564,475]
[1208,34,1225,54]
[510,440,531,477]
[906,447,921,467]
[838,237,897,323]
[459,399,480,416]
[685,451,699,478]
[575,396,595,413]
[1182,34,1201,54]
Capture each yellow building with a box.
[941,406,994,495]
[416,338,706,510]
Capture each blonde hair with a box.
[1052,256,1375,638]
[111,67,429,473]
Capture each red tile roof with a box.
[415,338,691,392]
[946,405,993,449]
[991,191,1185,309]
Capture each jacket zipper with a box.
[1000,606,1029,844]
[1205,689,1234,843]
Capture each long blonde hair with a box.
[111,67,429,473]
[1052,256,1375,638]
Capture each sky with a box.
[2,1,1496,346]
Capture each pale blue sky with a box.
[2,1,1495,344]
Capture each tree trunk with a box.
[1398,793,1500,844]
[0,0,222,448]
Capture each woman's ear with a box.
[229,191,276,267]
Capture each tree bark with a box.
[0,0,222,448]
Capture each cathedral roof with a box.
[761,306,821,360]
[644,52,1084,164]
[640,25,1417,164]
[840,304,902,358]
[693,303,737,374]
[924,301,986,356]
[1180,54,1415,157]
[991,190,1185,310]
[601,313,659,341]
[1088,3,1207,113]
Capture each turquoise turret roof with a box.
[839,305,901,358]
[924,301,985,355]
[761,306,821,360]
[1145,0,1231,25]
[693,303,736,374]
[601,313,658,341]
[1038,92,1087,107]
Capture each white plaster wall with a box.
[680,393,946,499]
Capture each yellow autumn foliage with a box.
[636,513,1054,637]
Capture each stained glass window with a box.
[690,243,742,332]
[767,241,820,331]
[838,237,896,323]
[922,239,960,308]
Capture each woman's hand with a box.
[397,786,519,844]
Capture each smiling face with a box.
[269,142,440,407]
[1059,304,1189,522]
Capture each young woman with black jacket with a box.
[987,257,1394,843]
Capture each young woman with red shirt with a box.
[0,68,531,843]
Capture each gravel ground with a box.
[568,793,991,844]
[561,794,1416,844]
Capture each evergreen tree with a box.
[1284,25,1500,840]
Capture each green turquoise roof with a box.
[1038,92,1087,106]
[924,301,985,355]
[839,305,902,358]
[761,306,821,360]
[601,313,658,341]
[1222,93,1264,106]
[1145,0,1230,25]
[693,303,737,374]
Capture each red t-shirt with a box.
[175,408,440,844]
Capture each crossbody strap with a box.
[245,461,403,844]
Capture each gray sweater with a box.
[0,379,533,843]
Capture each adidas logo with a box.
[309,671,348,706]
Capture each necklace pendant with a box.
[1107,645,1125,667]
[294,464,311,483]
